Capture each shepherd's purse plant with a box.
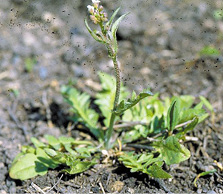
[9,0,213,181]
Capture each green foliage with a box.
[61,85,103,140]
[121,95,210,143]
[199,45,220,56]
[9,2,213,182]
[9,135,97,180]
[114,89,153,115]
[110,12,129,55]
[193,169,217,187]
[95,72,128,127]
[118,152,171,179]
[167,98,180,133]
[153,136,190,165]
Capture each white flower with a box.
[87,5,94,14]
[92,0,100,4]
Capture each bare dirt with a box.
[0,0,223,193]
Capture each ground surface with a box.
[0,0,223,193]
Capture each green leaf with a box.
[199,46,220,56]
[194,101,204,110]
[177,95,195,109]
[9,153,48,180]
[198,113,209,123]
[199,96,214,112]
[106,7,120,29]
[21,145,35,154]
[176,116,199,139]
[114,89,153,115]
[58,136,77,155]
[44,148,67,164]
[44,135,61,150]
[61,86,103,140]
[147,163,172,179]
[111,13,129,54]
[122,129,142,144]
[167,99,180,132]
[62,158,97,174]
[118,152,170,179]
[179,108,206,124]
[155,136,191,165]
[84,19,107,44]
[31,137,46,148]
[59,136,93,146]
[75,146,96,157]
[36,148,59,169]
[194,169,216,187]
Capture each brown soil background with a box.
[0,0,223,193]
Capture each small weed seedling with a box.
[9,0,213,181]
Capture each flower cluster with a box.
[87,0,108,24]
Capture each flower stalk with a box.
[85,0,127,149]
[105,55,121,149]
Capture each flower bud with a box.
[92,0,100,4]
[90,15,98,24]
[103,12,108,19]
[99,5,104,12]
[87,5,94,14]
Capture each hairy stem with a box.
[105,56,121,149]
[112,57,121,109]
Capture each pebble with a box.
[39,66,48,80]
[23,32,37,47]
[0,190,7,194]
[72,65,85,77]
[109,181,124,192]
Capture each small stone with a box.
[110,181,124,192]
[39,66,48,80]
[128,188,134,194]
[0,190,7,194]
[23,32,37,46]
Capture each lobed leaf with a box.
[61,85,103,140]
[118,152,170,179]
[114,89,153,115]
[154,136,190,165]
[147,163,172,179]
[62,159,97,174]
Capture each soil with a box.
[0,0,223,193]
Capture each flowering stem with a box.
[105,56,121,149]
